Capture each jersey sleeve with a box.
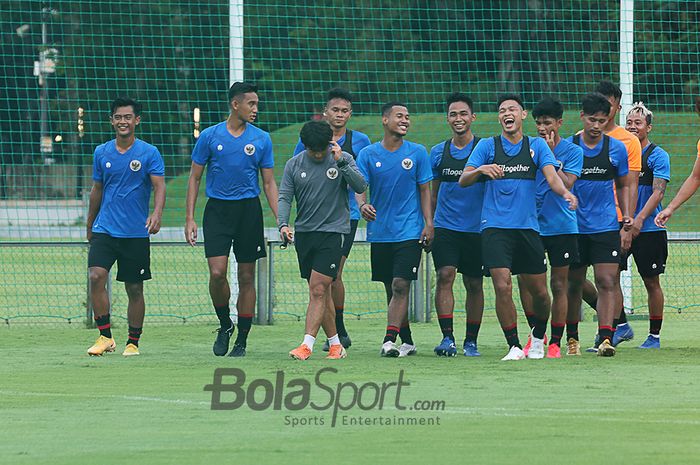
[627,136,642,172]
[92,146,103,182]
[416,145,433,185]
[610,139,629,177]
[650,147,671,181]
[430,143,443,178]
[466,138,494,168]
[259,133,274,169]
[353,132,372,154]
[532,137,556,169]
[147,146,166,176]
[277,158,296,229]
[562,143,583,177]
[356,146,371,182]
[191,129,210,166]
[293,138,305,156]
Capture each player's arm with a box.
[542,164,577,210]
[277,161,295,242]
[631,177,667,238]
[615,171,631,220]
[459,165,501,187]
[419,182,434,246]
[261,167,279,220]
[86,181,103,242]
[656,157,700,227]
[184,162,205,246]
[332,143,366,194]
[146,175,166,235]
[430,179,441,217]
[354,150,376,221]
[556,161,578,189]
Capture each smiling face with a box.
[498,100,526,136]
[230,92,259,123]
[110,105,140,138]
[383,105,410,137]
[625,112,651,142]
[447,101,475,136]
[324,98,352,131]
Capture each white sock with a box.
[650,334,660,339]
[328,334,340,346]
[303,334,316,350]
[617,322,628,328]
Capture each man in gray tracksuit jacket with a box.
[278,120,367,360]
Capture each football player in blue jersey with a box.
[185,82,279,357]
[356,102,433,358]
[86,97,166,357]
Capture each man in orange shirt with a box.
[581,81,641,351]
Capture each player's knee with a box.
[464,277,483,294]
[642,276,662,293]
[595,274,617,293]
[550,275,567,296]
[493,279,512,296]
[391,279,410,297]
[88,268,108,287]
[209,266,227,283]
[309,281,329,300]
[124,283,143,300]
[237,270,255,289]
[437,267,456,286]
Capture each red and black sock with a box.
[532,316,548,340]
[615,309,628,327]
[335,307,348,337]
[399,324,414,345]
[95,314,112,338]
[599,325,614,342]
[649,316,663,336]
[214,305,233,331]
[235,313,253,347]
[502,323,521,349]
[465,320,481,343]
[384,325,399,343]
[550,323,565,347]
[437,314,454,341]
[524,311,537,329]
[566,320,579,341]
[127,326,142,347]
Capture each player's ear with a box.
[134,116,141,126]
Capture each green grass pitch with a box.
[1,319,700,464]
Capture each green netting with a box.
[1,1,700,323]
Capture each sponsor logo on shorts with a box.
[244,144,256,156]
[301,172,307,178]
[375,161,382,168]
[257,246,262,252]
[564,252,570,259]
[140,269,145,275]
[652,263,657,269]
[130,160,141,172]
[402,158,413,170]
[612,250,618,257]
[217,144,223,151]
[330,263,336,269]
[412,267,417,273]
[327,168,339,179]
[105,162,111,169]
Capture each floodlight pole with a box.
[619,0,634,314]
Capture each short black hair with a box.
[228,81,258,101]
[381,101,408,116]
[111,97,141,116]
[497,94,524,110]
[300,120,333,152]
[595,80,622,100]
[446,92,474,113]
[581,92,612,116]
[532,96,563,120]
[326,88,352,104]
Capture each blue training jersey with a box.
[431,138,484,233]
[467,135,556,232]
[294,129,371,220]
[636,142,671,233]
[536,138,583,236]
[191,121,274,200]
[567,135,629,234]
[356,140,433,242]
[92,138,165,238]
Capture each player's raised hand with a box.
[360,203,376,221]
[479,164,504,180]
[330,140,343,161]
[185,219,198,246]
[146,212,162,235]
[544,130,557,151]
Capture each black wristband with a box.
[336,157,348,168]
[278,224,288,231]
